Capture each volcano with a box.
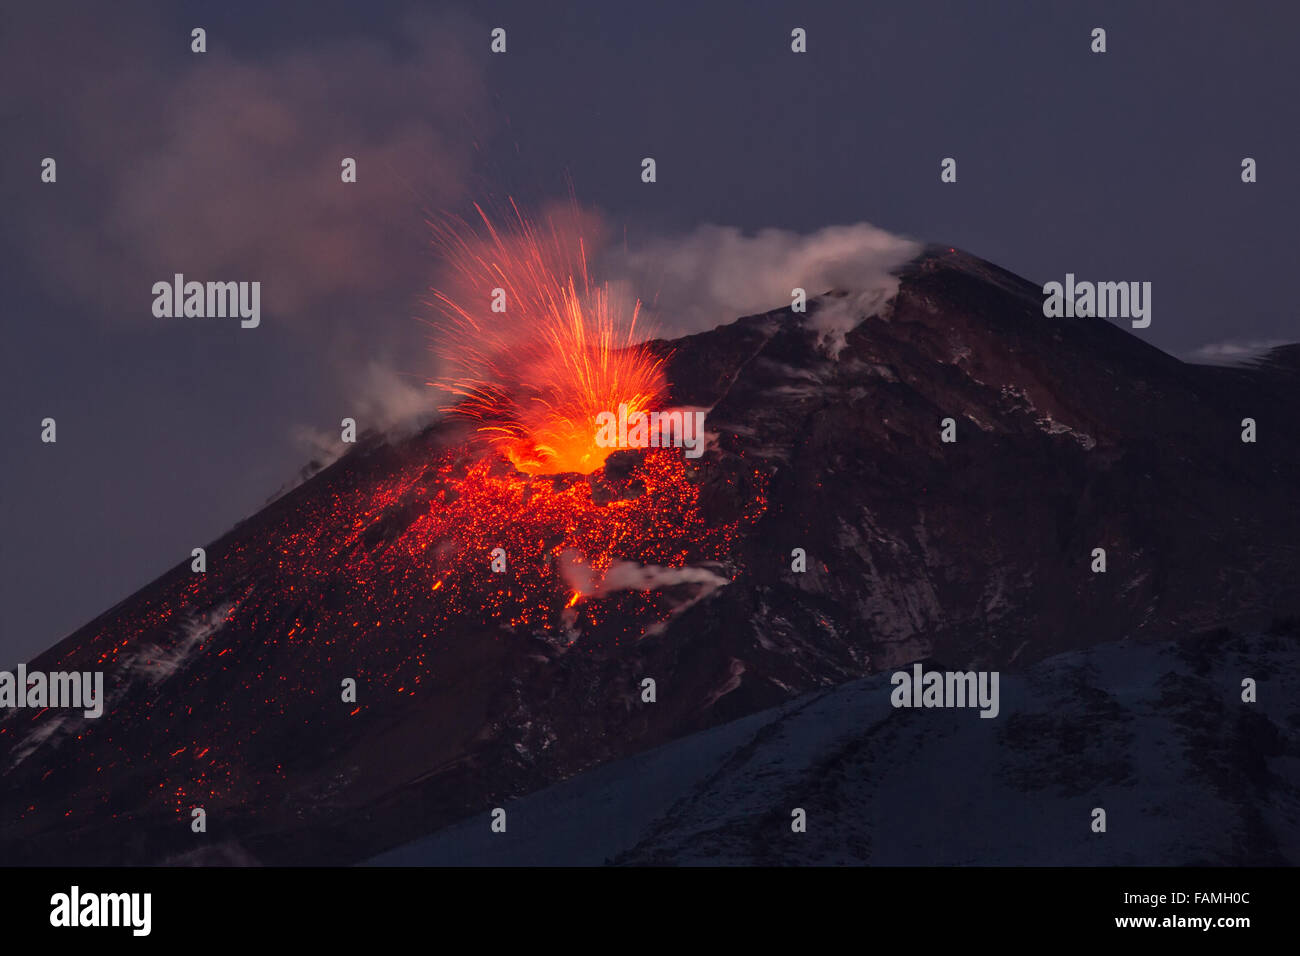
[4,246,1298,866]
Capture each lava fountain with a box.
[412,201,764,634]
[427,200,667,475]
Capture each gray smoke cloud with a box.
[559,551,731,637]
[2,5,486,322]
[598,561,732,595]
[292,360,439,463]
[2,4,489,472]
[559,550,729,597]
[604,222,922,336]
[1186,339,1289,364]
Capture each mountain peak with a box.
[4,250,1297,865]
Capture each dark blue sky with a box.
[2,0,1297,662]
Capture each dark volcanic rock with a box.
[2,246,1297,865]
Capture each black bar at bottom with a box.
[0,866,1276,943]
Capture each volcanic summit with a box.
[3,246,1297,865]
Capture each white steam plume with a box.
[559,551,731,634]
[604,221,921,336]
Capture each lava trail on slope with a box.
[3,246,1298,865]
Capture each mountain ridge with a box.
[3,246,1296,865]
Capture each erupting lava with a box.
[414,200,763,635]
[0,201,771,844]
[428,200,667,475]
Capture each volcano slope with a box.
[2,246,1297,865]
[371,623,1300,867]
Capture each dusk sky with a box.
[3,0,1297,663]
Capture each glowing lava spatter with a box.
[1,201,771,843]
[428,200,667,475]
[416,200,755,633]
